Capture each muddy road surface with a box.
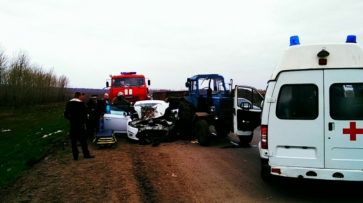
[1,127,363,203]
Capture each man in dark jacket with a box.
[112,92,130,105]
[64,92,95,160]
[86,94,103,138]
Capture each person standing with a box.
[112,92,130,105]
[81,93,86,101]
[86,95,103,135]
[101,93,110,114]
[64,92,95,160]
[99,93,110,130]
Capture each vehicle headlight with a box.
[210,106,216,113]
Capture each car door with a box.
[233,85,264,135]
[324,69,363,169]
[103,105,130,133]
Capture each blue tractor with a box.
[179,74,264,146]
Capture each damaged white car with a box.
[103,104,132,134]
[127,100,179,144]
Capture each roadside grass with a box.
[0,102,70,188]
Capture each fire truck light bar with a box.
[121,72,137,75]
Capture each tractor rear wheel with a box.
[195,119,209,146]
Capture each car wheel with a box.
[127,137,138,143]
[195,119,209,146]
[238,135,253,146]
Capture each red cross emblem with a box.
[343,122,363,141]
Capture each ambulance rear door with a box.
[324,69,363,169]
[268,70,325,168]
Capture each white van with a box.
[259,35,363,181]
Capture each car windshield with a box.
[112,77,144,87]
[198,77,225,95]
[134,103,160,107]
[108,104,131,114]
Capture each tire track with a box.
[129,144,159,203]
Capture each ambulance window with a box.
[330,83,363,120]
[276,84,318,119]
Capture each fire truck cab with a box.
[106,72,150,102]
[259,35,363,181]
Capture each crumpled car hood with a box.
[128,100,179,146]
[134,101,169,120]
[130,100,177,132]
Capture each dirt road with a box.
[1,128,363,203]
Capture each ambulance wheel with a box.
[238,135,253,146]
[260,159,272,181]
[195,119,209,146]
[261,168,272,181]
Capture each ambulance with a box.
[259,35,363,181]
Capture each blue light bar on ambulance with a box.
[290,36,300,46]
[121,72,137,75]
[346,35,357,43]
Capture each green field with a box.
[0,102,70,188]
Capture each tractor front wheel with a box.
[195,119,209,146]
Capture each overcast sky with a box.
[1,0,363,90]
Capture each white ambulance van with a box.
[259,35,363,181]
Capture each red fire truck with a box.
[106,72,150,102]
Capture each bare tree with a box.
[0,48,70,107]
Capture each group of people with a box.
[85,94,108,139]
[64,91,130,160]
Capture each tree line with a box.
[0,46,69,107]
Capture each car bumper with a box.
[127,125,139,141]
[268,165,363,181]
